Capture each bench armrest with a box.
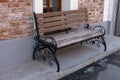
[83,24,106,36]
[41,37,57,49]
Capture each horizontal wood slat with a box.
[65,19,88,24]
[43,25,69,33]
[66,13,87,19]
[66,21,89,27]
[36,9,86,18]
[43,16,64,22]
[38,21,64,28]
[57,31,103,48]
[35,8,89,35]
[36,11,63,18]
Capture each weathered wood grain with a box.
[35,8,88,35]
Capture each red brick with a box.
[0,0,32,41]
[79,0,104,23]
[0,0,104,41]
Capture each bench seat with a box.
[47,28,103,48]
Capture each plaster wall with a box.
[71,0,78,10]
[34,0,43,13]
[103,0,119,35]
[62,0,71,11]
[115,1,120,35]
[103,0,114,21]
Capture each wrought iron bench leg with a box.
[44,37,60,72]
[33,44,60,72]
[33,44,39,60]
[48,47,60,72]
[33,48,36,60]
[53,52,60,72]
[100,36,107,51]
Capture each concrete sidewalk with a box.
[0,35,120,80]
[60,50,120,80]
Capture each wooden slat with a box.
[65,18,88,24]
[36,8,87,18]
[36,18,43,24]
[43,16,64,22]
[66,13,87,19]
[43,21,63,28]
[36,10,79,18]
[66,21,89,27]
[63,10,79,15]
[52,29,102,41]
[36,11,63,18]
[43,25,69,33]
[56,31,103,48]
[35,8,89,34]
[63,10,86,15]
[38,21,63,27]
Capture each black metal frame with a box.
[83,24,106,51]
[32,12,60,72]
[32,12,107,72]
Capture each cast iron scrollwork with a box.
[32,12,60,72]
[83,24,107,51]
[83,24,106,36]
[33,36,60,72]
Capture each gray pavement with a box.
[60,51,120,80]
[0,35,120,80]
[98,64,120,80]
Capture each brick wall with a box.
[79,0,104,23]
[0,0,104,41]
[0,0,32,41]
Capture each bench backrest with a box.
[33,8,89,35]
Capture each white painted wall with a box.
[103,0,119,35]
[34,0,78,13]
[110,0,119,35]
[34,0,43,13]
[62,0,71,11]
[103,0,109,21]
[103,0,114,21]
[71,0,78,10]
[62,0,78,11]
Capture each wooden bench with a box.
[32,8,107,72]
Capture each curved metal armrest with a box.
[92,25,106,36]
[83,24,106,36]
[41,36,57,48]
